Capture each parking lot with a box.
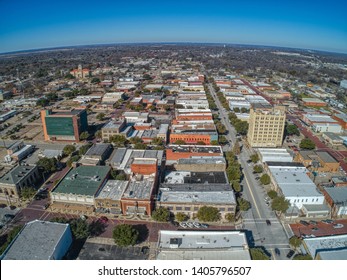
[77,241,149,260]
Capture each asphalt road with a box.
[207,82,291,259]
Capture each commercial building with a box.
[322,132,344,146]
[323,187,347,217]
[1,220,72,260]
[123,112,149,123]
[294,150,340,173]
[94,180,129,215]
[0,110,16,122]
[157,124,169,143]
[258,148,293,163]
[4,140,35,163]
[50,166,110,214]
[333,113,347,129]
[267,162,325,210]
[41,109,88,142]
[170,123,218,145]
[175,157,226,172]
[120,159,158,216]
[101,92,124,103]
[247,105,286,148]
[156,230,250,260]
[79,143,113,166]
[302,234,347,260]
[302,114,341,133]
[108,148,164,174]
[158,171,236,220]
[0,90,12,101]
[302,98,327,107]
[101,119,126,141]
[0,165,39,205]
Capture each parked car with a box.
[286,250,295,259]
[333,224,344,229]
[179,222,187,228]
[311,227,318,231]
[200,223,209,228]
[193,222,201,228]
[98,216,109,224]
[275,248,280,256]
[322,219,334,224]
[186,222,194,228]
[309,220,317,225]
[266,219,271,226]
[299,220,309,226]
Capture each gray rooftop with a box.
[177,156,226,165]
[102,119,125,129]
[95,180,129,201]
[303,234,347,258]
[0,165,37,185]
[317,248,347,260]
[157,230,250,260]
[168,145,223,154]
[85,143,112,157]
[2,220,71,260]
[163,171,228,185]
[323,132,344,141]
[323,187,347,204]
[122,175,155,200]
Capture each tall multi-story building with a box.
[70,64,91,79]
[41,109,88,142]
[247,105,286,147]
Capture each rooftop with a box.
[95,180,129,201]
[177,157,226,165]
[163,171,228,185]
[168,145,222,154]
[324,187,347,203]
[157,230,250,260]
[122,174,155,200]
[46,109,85,117]
[0,165,37,185]
[85,143,112,157]
[2,220,71,260]
[303,234,347,258]
[52,166,110,196]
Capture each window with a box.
[219,207,225,211]
[184,207,190,211]
[176,207,182,210]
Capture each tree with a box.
[36,98,49,107]
[36,157,57,173]
[300,138,316,150]
[197,206,220,222]
[95,130,102,139]
[293,254,312,260]
[115,173,127,180]
[175,212,189,222]
[260,174,271,185]
[130,136,142,144]
[113,224,139,247]
[80,131,89,140]
[250,248,270,260]
[91,77,100,84]
[79,143,92,155]
[0,225,23,255]
[237,197,251,211]
[210,140,219,145]
[63,145,76,156]
[20,186,36,200]
[67,155,80,167]
[110,134,127,147]
[267,190,278,199]
[218,135,228,144]
[152,207,170,222]
[69,218,90,240]
[64,73,75,79]
[253,164,263,173]
[96,113,105,121]
[286,124,300,136]
[271,196,290,213]
[152,137,164,146]
[174,140,186,145]
[196,141,206,145]
[225,213,235,222]
[134,143,147,150]
[232,141,241,155]
[289,236,302,249]
[250,154,259,163]
[231,181,241,192]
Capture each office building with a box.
[41,109,88,142]
[247,105,286,147]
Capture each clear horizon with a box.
[1,0,347,54]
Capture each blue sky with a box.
[1,0,346,53]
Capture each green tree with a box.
[113,224,139,246]
[69,218,90,240]
[250,154,259,163]
[152,137,164,146]
[96,113,105,121]
[260,174,271,185]
[115,173,127,181]
[0,225,23,255]
[250,248,270,260]
[289,236,302,249]
[79,143,92,155]
[110,134,127,147]
[36,157,57,173]
[64,73,75,79]
[300,138,316,150]
[174,140,186,145]
[36,98,49,107]
[130,136,142,144]
[197,206,220,222]
[50,217,69,223]
[237,197,251,211]
[293,254,312,260]
[271,196,290,213]
[267,190,278,199]
[20,186,37,200]
[232,141,241,155]
[175,212,189,222]
[210,140,219,145]
[134,143,147,150]
[225,213,235,222]
[66,155,80,167]
[231,180,241,192]
[91,77,101,84]
[152,207,170,222]
[286,124,300,136]
[196,141,206,145]
[63,145,76,156]
[253,164,263,173]
[219,135,228,144]
[80,131,89,140]
[95,130,102,139]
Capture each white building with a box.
[101,92,124,103]
[312,123,342,133]
[156,230,250,260]
[267,162,325,209]
[258,148,293,163]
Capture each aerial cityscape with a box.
[1,0,347,262]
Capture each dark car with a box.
[275,248,280,255]
[98,216,109,224]
[286,250,295,259]
[299,220,309,226]
[266,219,271,226]
[322,219,334,224]
[309,220,317,225]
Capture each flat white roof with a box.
[303,234,347,258]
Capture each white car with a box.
[333,224,344,229]
[179,222,187,228]
[186,222,194,228]
[193,222,201,228]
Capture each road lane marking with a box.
[243,169,262,219]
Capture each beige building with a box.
[247,105,286,148]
